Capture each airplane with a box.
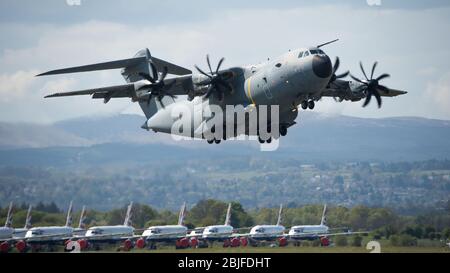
[0,204,33,253]
[38,39,407,144]
[287,204,367,246]
[74,202,135,251]
[244,204,288,247]
[135,202,190,250]
[16,201,75,252]
[200,203,237,247]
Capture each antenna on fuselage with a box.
[317,39,339,48]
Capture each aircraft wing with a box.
[44,74,194,101]
[321,79,407,100]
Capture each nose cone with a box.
[312,55,332,78]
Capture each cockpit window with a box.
[209,228,218,233]
[310,49,325,55]
[255,228,265,233]
[151,228,161,234]
[298,51,303,58]
[304,51,310,57]
[318,49,325,54]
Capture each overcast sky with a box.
[0,0,449,123]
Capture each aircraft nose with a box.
[312,55,332,78]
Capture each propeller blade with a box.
[376,73,390,81]
[336,71,349,79]
[370,62,378,80]
[350,74,366,84]
[362,92,372,107]
[160,66,168,82]
[204,85,215,99]
[360,62,369,81]
[195,65,212,79]
[150,62,158,81]
[216,57,225,74]
[139,72,155,83]
[333,57,340,74]
[373,89,382,108]
[206,54,213,75]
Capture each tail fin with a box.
[123,202,133,226]
[276,204,283,226]
[24,205,32,229]
[78,206,87,229]
[4,202,13,228]
[320,204,327,226]
[224,203,232,226]
[177,202,187,226]
[65,201,74,227]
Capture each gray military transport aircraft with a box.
[39,39,406,144]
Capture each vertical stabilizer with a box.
[4,202,13,228]
[178,202,187,226]
[78,206,87,229]
[276,204,283,226]
[224,203,232,226]
[320,204,327,226]
[124,202,133,226]
[65,201,73,227]
[24,205,32,229]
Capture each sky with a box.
[0,0,450,123]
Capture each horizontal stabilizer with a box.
[37,57,147,76]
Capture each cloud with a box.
[0,70,39,102]
[425,72,450,116]
[0,4,449,123]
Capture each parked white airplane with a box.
[135,202,189,249]
[288,205,329,240]
[0,202,14,241]
[201,203,235,246]
[76,202,135,251]
[288,204,366,246]
[16,201,75,252]
[246,204,288,247]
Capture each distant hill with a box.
[0,112,450,165]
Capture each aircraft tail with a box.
[224,203,232,226]
[276,204,283,226]
[177,202,187,226]
[65,201,74,227]
[78,206,87,229]
[4,202,13,228]
[320,204,327,226]
[123,202,133,226]
[24,205,32,229]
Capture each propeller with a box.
[138,63,177,106]
[328,57,349,102]
[328,57,349,87]
[195,55,233,101]
[350,61,390,108]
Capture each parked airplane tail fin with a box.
[78,205,87,229]
[178,202,187,226]
[224,203,232,226]
[5,202,13,228]
[276,204,283,226]
[24,205,32,229]
[124,202,133,226]
[65,201,74,227]
[320,204,327,226]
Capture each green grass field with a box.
[127,245,449,254]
